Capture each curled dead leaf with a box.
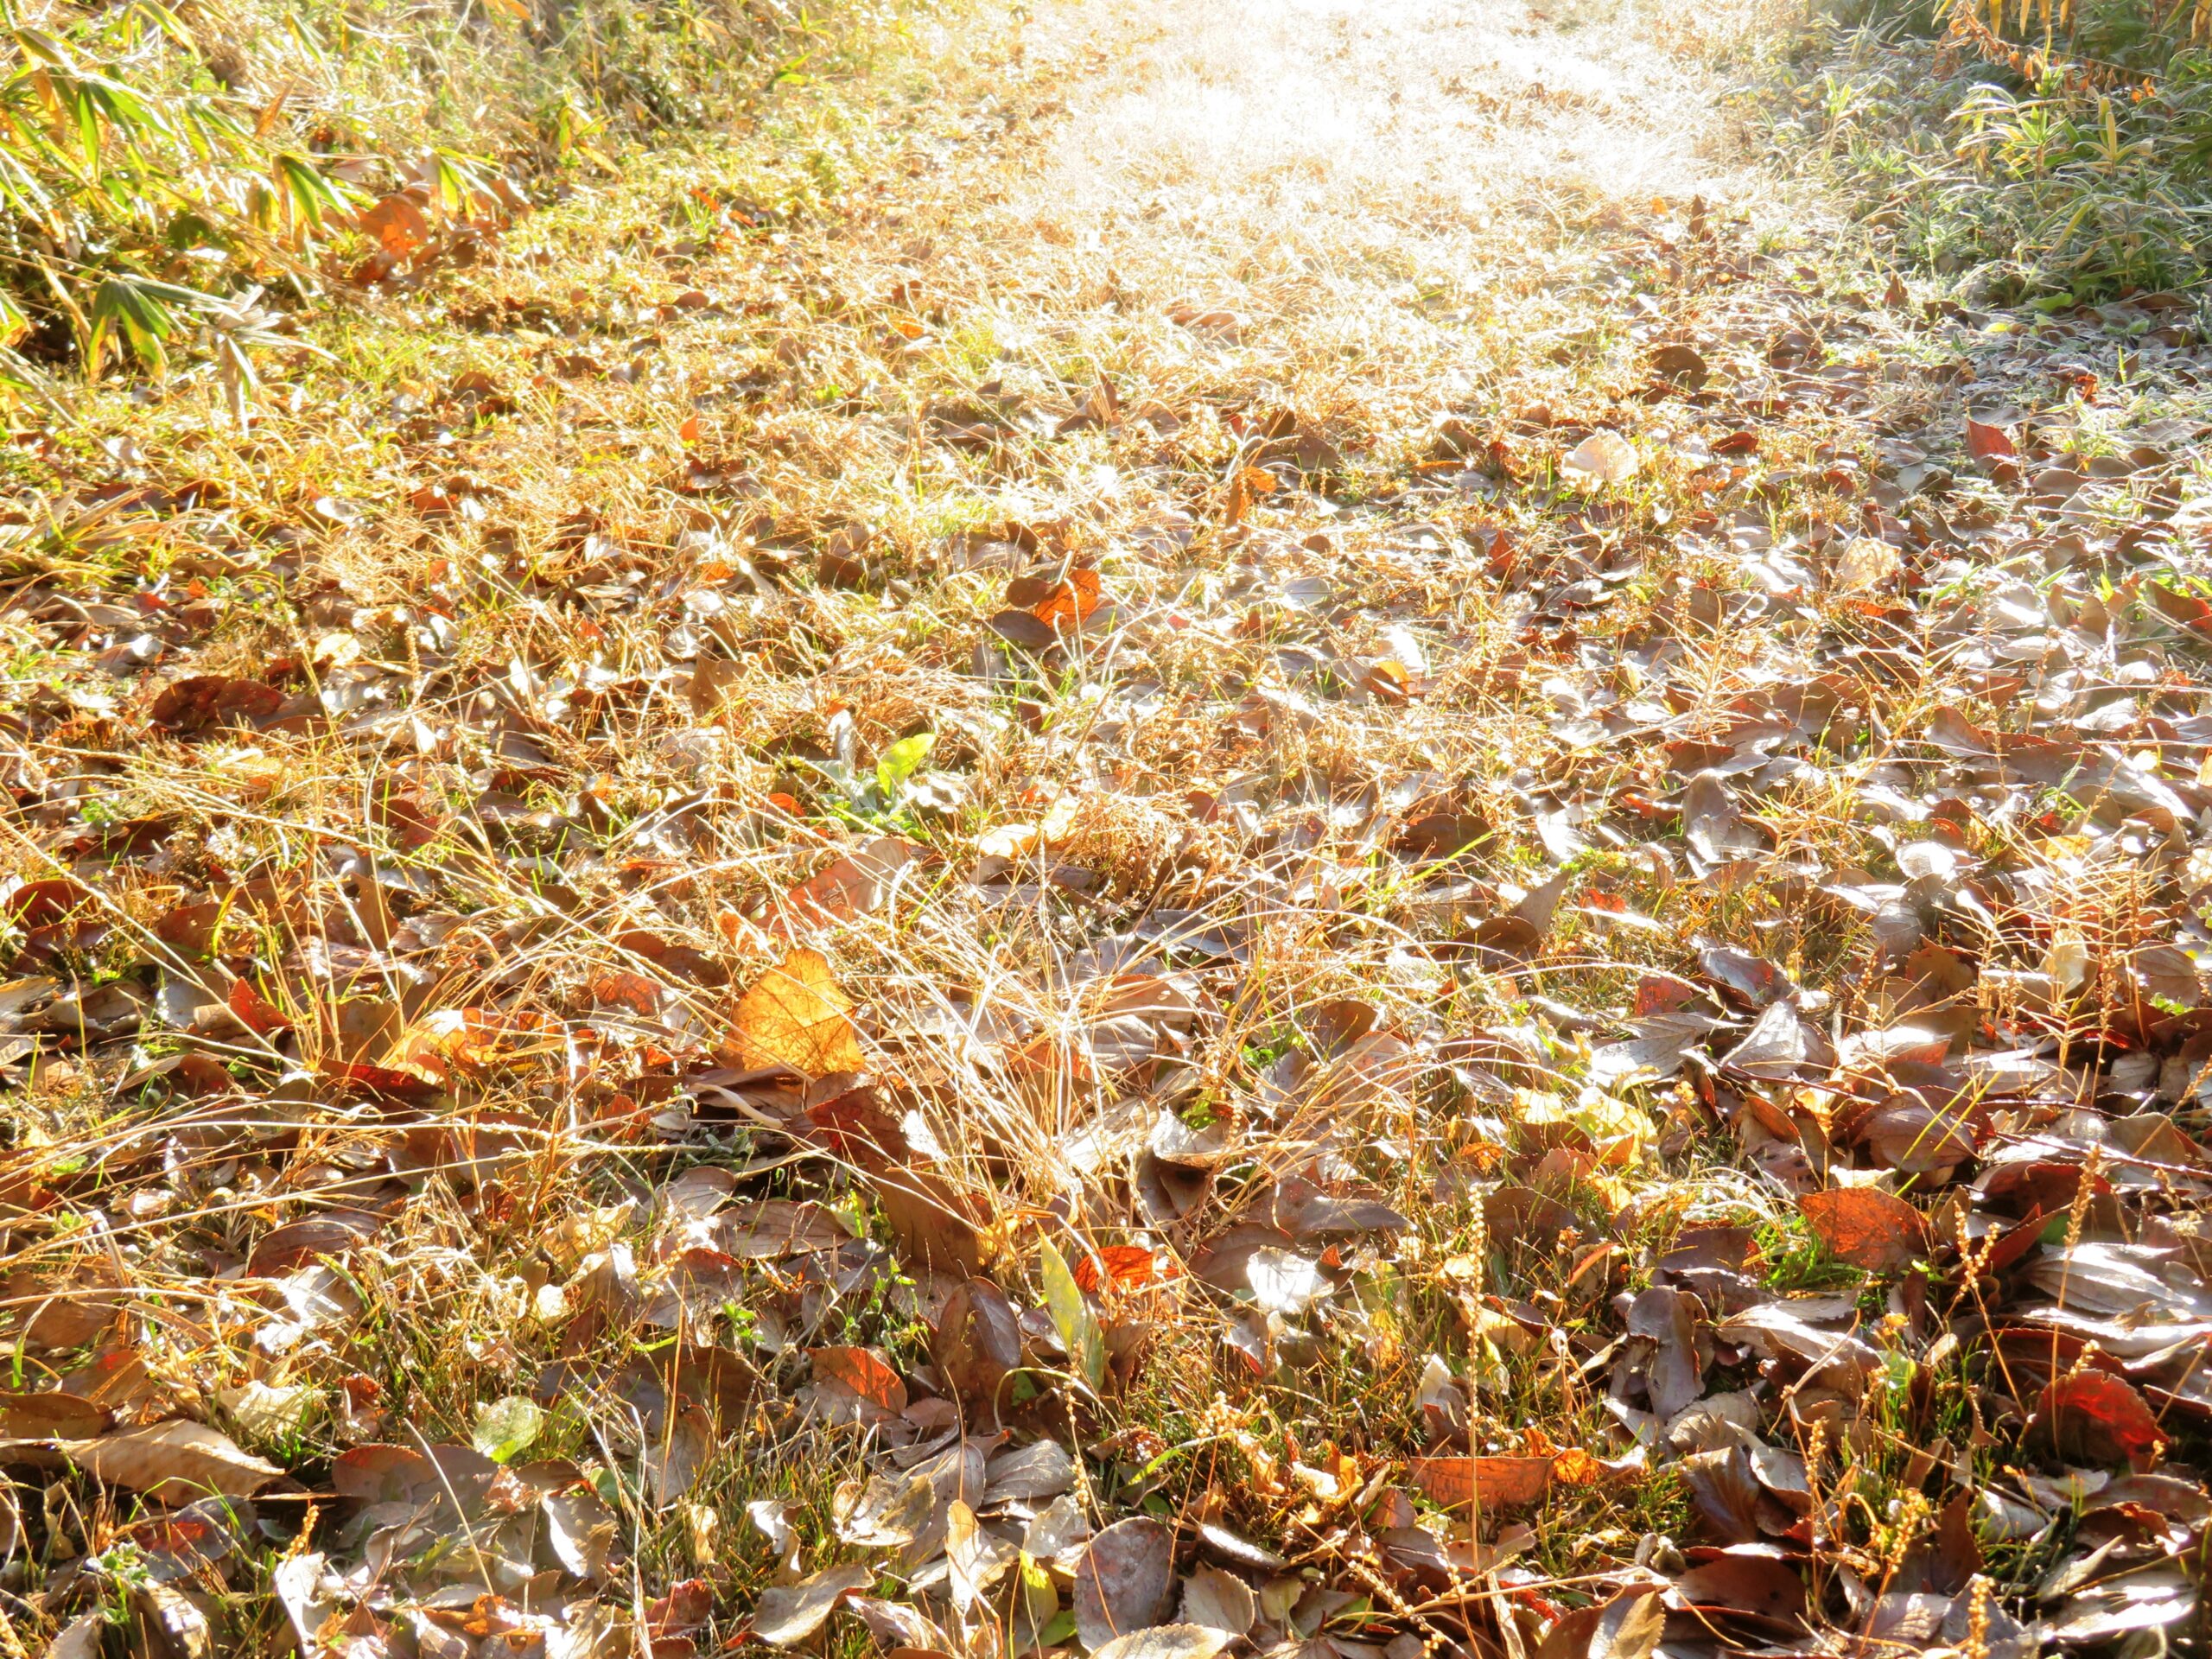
[1560,430,1639,488]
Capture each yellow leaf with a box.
[733,949,865,1077]
[977,822,1039,860]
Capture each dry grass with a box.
[0,0,2207,1653]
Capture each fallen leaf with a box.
[1092,1627,1236,1659]
[1964,417,2017,464]
[933,1279,1022,1414]
[1041,1238,1107,1391]
[1075,1516,1176,1648]
[1408,1454,1554,1512]
[1626,1285,1705,1417]
[810,1346,907,1414]
[732,948,866,1077]
[875,1167,996,1274]
[751,1562,874,1646]
[945,1499,1020,1611]
[2030,1371,2167,1471]
[780,837,925,931]
[65,1420,282,1503]
[1589,1587,1666,1659]
[835,1471,936,1548]
[1648,344,1709,389]
[1180,1567,1256,1637]
[544,1487,618,1580]
[1675,1550,1805,1620]
[359,193,431,257]
[1797,1187,1926,1272]
[149,676,284,734]
[1561,431,1639,487]
[1074,1244,1176,1293]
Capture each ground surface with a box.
[2,1,2209,1656]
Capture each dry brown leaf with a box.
[874,1166,997,1274]
[65,1420,282,1503]
[751,1562,874,1647]
[1076,1516,1176,1648]
[779,837,925,931]
[932,1279,1021,1413]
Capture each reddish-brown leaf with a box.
[1796,1187,1927,1272]
[2031,1371,2168,1471]
[228,978,289,1035]
[149,676,284,734]
[1,878,87,930]
[1964,417,2017,463]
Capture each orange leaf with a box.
[809,1346,906,1412]
[1549,1446,1608,1487]
[732,948,866,1077]
[1073,1244,1179,1293]
[359,194,430,257]
[1031,569,1103,631]
[1408,1454,1554,1511]
[1797,1187,1926,1272]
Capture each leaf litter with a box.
[0,0,2207,1655]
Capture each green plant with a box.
[0,0,867,397]
[1774,0,2212,296]
[0,3,356,381]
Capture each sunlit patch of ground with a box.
[9,0,2206,1649]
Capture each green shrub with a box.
[1773,0,2212,300]
[0,0,844,392]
